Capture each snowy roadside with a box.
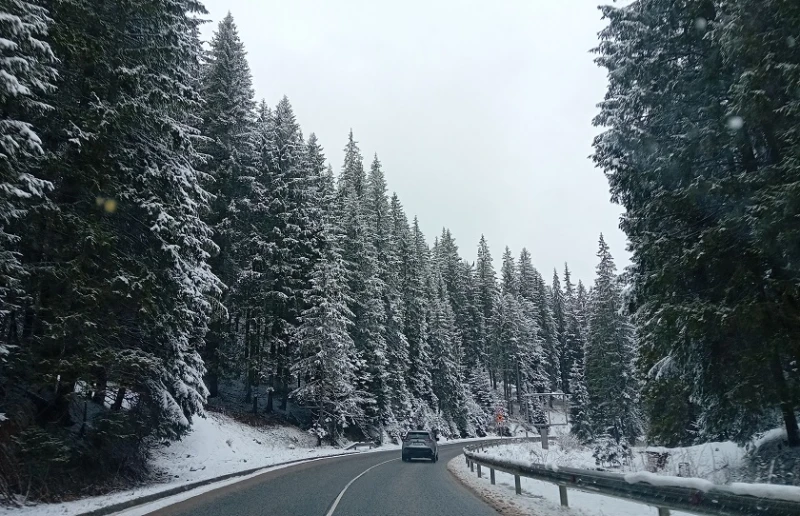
[448,455,696,516]
[2,411,502,516]
[2,413,358,516]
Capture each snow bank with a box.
[151,412,331,480]
[475,441,597,470]
[3,412,355,516]
[450,455,695,516]
[624,471,714,492]
[636,439,744,484]
[752,427,788,449]
[727,482,800,503]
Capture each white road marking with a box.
[325,457,399,516]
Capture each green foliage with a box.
[593,0,800,445]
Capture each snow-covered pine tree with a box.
[197,12,257,397]
[0,0,56,353]
[427,264,470,435]
[260,96,321,410]
[500,247,518,296]
[585,235,640,444]
[575,280,589,337]
[593,0,800,445]
[366,157,411,427]
[5,0,221,499]
[532,268,560,393]
[459,258,491,415]
[475,235,497,387]
[336,131,385,428]
[551,269,572,393]
[563,264,585,383]
[517,248,537,301]
[1,3,52,300]
[569,349,592,443]
[292,225,365,445]
[435,231,468,350]
[493,247,519,403]
[516,249,549,419]
[403,217,436,409]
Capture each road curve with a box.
[145,443,497,516]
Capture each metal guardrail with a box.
[462,441,800,516]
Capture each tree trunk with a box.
[112,388,126,411]
[205,336,219,398]
[515,362,524,419]
[265,388,274,413]
[244,311,252,403]
[280,368,289,411]
[771,354,800,446]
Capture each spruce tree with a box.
[4,1,220,498]
[569,349,592,443]
[336,131,385,426]
[428,266,470,435]
[515,249,549,417]
[594,0,800,445]
[403,217,435,407]
[500,247,518,296]
[585,235,640,444]
[197,12,257,397]
[262,96,320,409]
[475,235,497,386]
[0,0,56,359]
[367,157,410,426]
[551,269,571,393]
[292,224,365,444]
[532,269,560,393]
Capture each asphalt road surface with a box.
[146,443,497,516]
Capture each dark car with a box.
[401,430,438,462]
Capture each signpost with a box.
[495,407,506,438]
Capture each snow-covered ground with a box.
[2,412,501,516]
[449,454,696,516]
[2,412,358,516]
[634,440,744,483]
[481,436,745,482]
[475,440,597,470]
[460,435,800,514]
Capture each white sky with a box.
[200,0,628,284]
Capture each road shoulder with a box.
[447,455,559,516]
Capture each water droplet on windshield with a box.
[694,17,707,31]
[727,116,744,130]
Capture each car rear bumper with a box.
[403,447,435,458]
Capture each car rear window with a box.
[406,432,430,439]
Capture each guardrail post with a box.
[559,485,569,507]
[657,509,670,516]
[490,468,495,485]
[477,464,482,478]
[470,460,474,472]
[465,455,469,466]
[514,475,521,495]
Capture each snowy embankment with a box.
[460,432,800,513]
[2,413,357,516]
[480,438,746,481]
[448,455,696,516]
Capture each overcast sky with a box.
[200,0,627,284]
